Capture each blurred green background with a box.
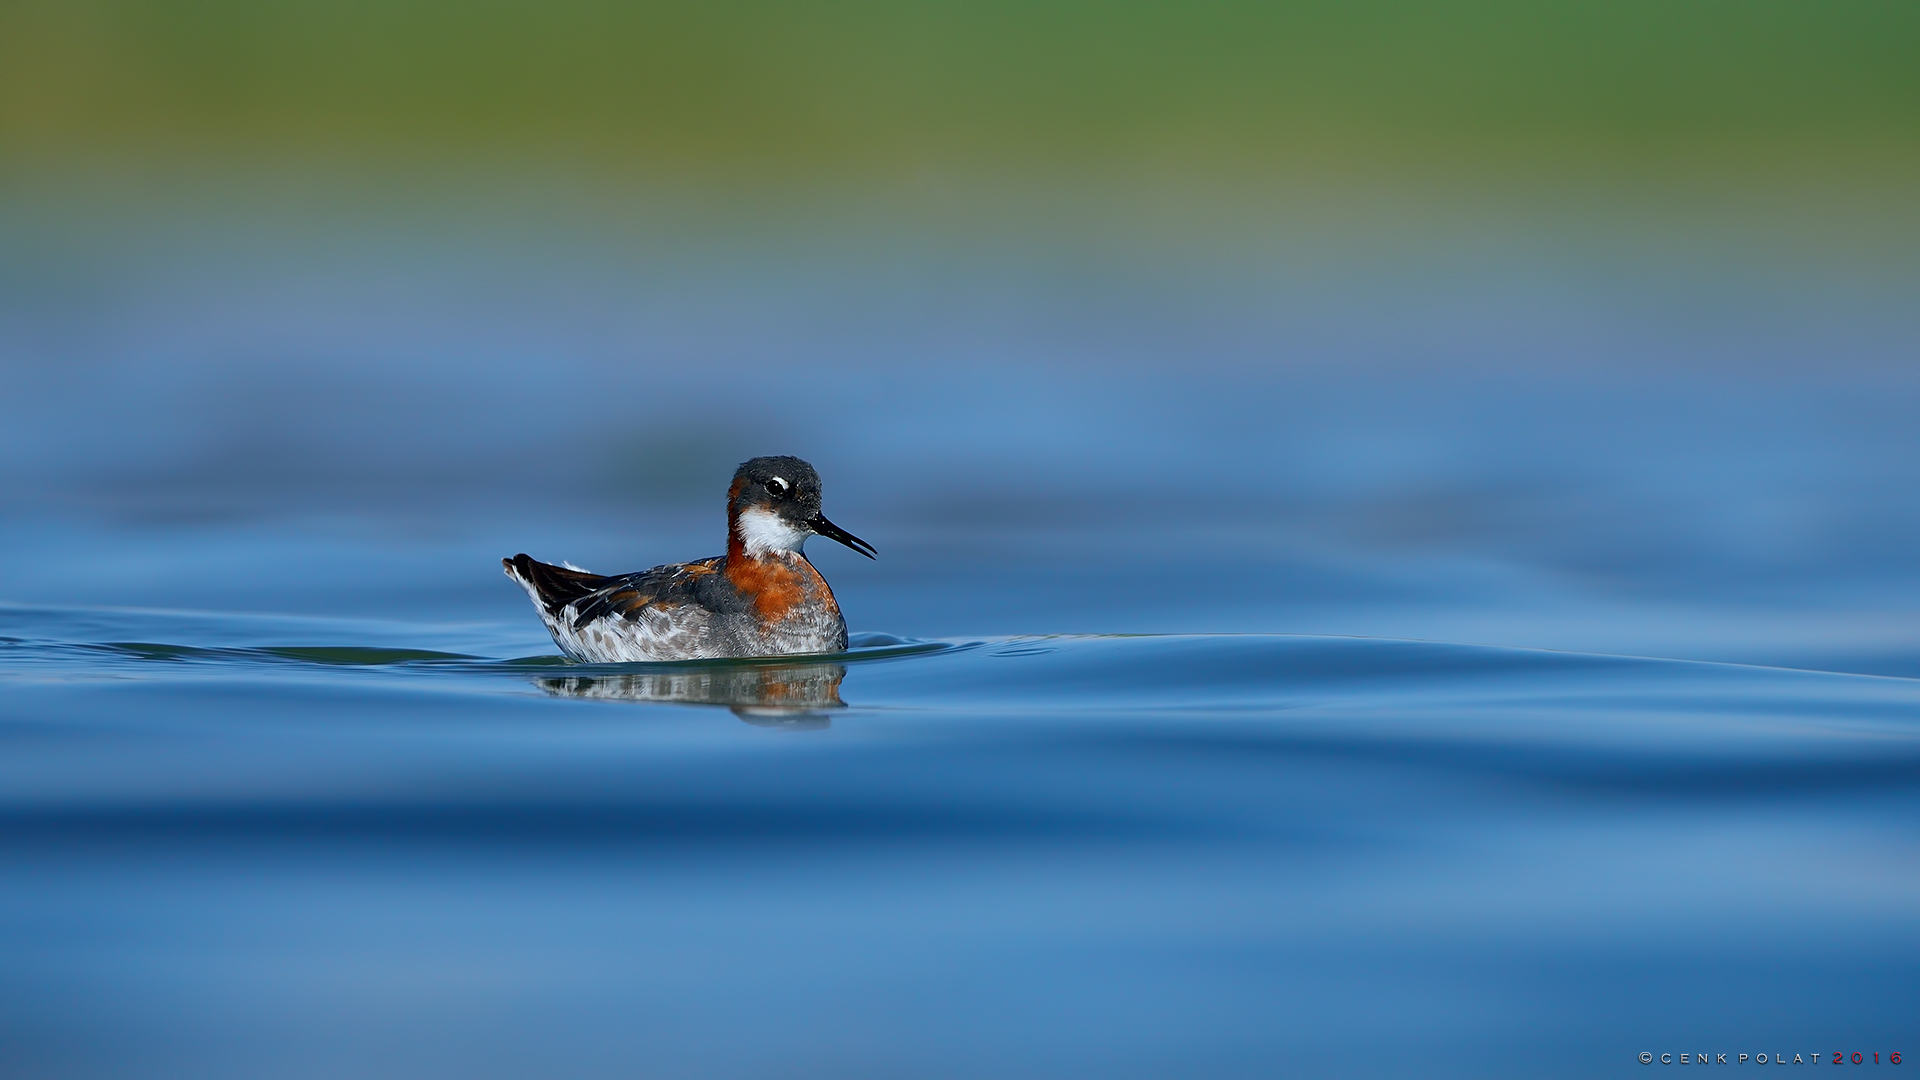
[4,0,1917,201]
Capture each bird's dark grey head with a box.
[730,456,822,519]
[727,456,875,559]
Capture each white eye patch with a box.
[767,476,789,495]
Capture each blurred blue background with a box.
[1,2,1917,1076]
[3,183,1917,673]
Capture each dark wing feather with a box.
[566,557,729,630]
[570,583,654,629]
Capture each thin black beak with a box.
[808,514,877,559]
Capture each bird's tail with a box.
[502,554,607,620]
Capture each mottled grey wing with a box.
[567,559,722,630]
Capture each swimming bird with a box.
[503,456,875,662]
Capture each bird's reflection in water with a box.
[537,662,846,728]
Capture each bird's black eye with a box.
[766,477,789,497]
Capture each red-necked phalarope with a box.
[504,456,875,662]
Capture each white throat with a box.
[735,507,810,557]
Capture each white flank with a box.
[735,507,810,557]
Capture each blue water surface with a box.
[1,194,1918,1076]
[4,608,1917,1078]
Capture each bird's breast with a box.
[724,553,839,626]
